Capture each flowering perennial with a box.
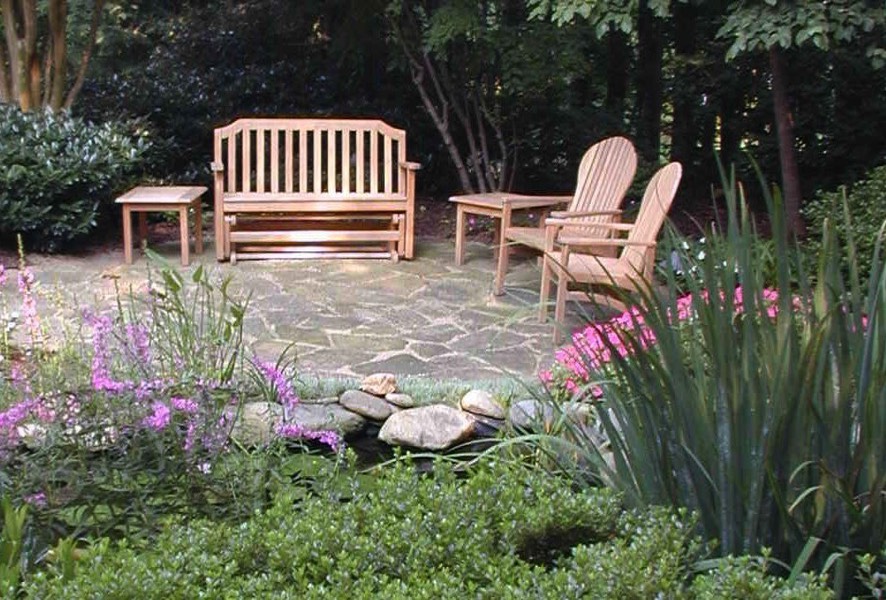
[254,359,341,451]
[542,286,804,396]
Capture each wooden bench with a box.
[212,118,420,263]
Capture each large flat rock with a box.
[378,404,475,451]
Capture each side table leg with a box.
[179,207,190,266]
[492,218,501,263]
[123,205,133,264]
[194,202,203,255]
[493,206,510,296]
[455,205,466,265]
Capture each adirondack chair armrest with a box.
[545,218,634,233]
[548,209,623,219]
[558,236,656,248]
[210,161,225,173]
[400,161,422,171]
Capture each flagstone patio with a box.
[13,240,591,381]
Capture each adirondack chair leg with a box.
[539,254,553,323]
[553,263,569,345]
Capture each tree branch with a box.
[387,7,474,192]
[0,26,10,102]
[472,87,496,191]
[48,0,66,111]
[64,0,104,110]
[1,0,20,102]
[20,0,39,110]
[438,58,485,192]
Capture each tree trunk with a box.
[718,84,743,179]
[0,31,10,102]
[636,0,663,161]
[48,0,67,111]
[769,46,805,237]
[64,0,105,110]
[605,26,629,118]
[670,2,696,168]
[16,0,39,111]
[410,58,476,193]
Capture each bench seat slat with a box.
[230,230,401,243]
[224,200,408,213]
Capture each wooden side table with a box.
[116,186,207,266]
[448,191,570,259]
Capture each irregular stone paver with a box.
[11,240,595,380]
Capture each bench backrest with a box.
[214,119,408,199]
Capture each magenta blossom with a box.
[142,402,171,431]
[255,360,300,415]
[275,422,342,452]
[171,397,199,414]
[23,491,47,508]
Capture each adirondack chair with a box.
[540,162,682,343]
[493,137,637,296]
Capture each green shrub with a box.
[690,556,831,600]
[22,460,831,598]
[803,163,886,281]
[0,105,152,252]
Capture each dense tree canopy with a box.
[2,0,885,229]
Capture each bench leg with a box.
[405,206,415,260]
[224,215,234,261]
[398,214,406,259]
[389,215,398,259]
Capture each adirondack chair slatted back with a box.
[214,119,407,198]
[564,136,637,235]
[622,162,682,276]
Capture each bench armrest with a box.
[400,161,422,171]
[210,162,225,173]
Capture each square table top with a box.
[447,191,571,210]
[116,186,208,205]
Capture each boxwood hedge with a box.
[24,460,831,598]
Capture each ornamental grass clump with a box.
[534,168,885,595]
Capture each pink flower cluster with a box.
[17,267,40,346]
[541,286,796,397]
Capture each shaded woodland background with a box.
[2,0,885,236]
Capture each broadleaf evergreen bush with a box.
[0,105,152,252]
[803,163,886,282]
